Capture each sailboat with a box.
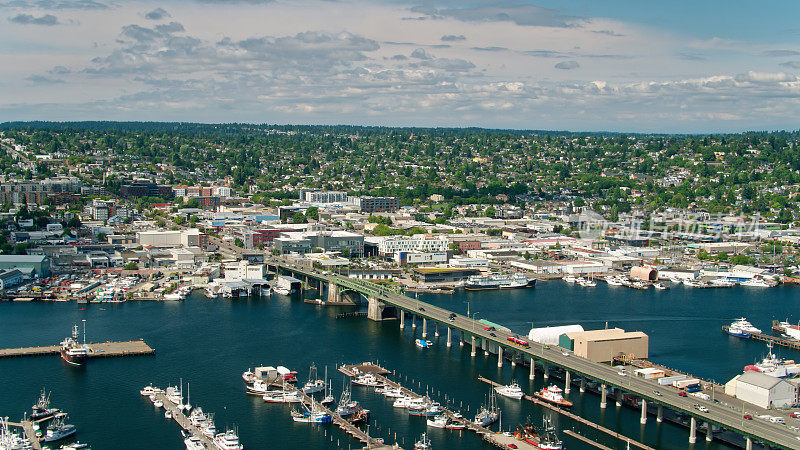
[185,382,192,412]
[177,378,186,411]
[474,389,500,427]
[320,367,334,405]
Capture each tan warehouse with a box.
[559,328,649,363]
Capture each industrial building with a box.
[528,325,585,346]
[559,328,649,363]
[724,372,797,409]
[412,267,480,283]
[0,255,50,278]
[630,266,658,282]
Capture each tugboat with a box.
[532,386,573,408]
[43,416,77,442]
[514,416,563,449]
[30,389,60,421]
[60,322,90,366]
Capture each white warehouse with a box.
[725,372,797,409]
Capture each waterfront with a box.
[1,281,799,449]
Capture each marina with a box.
[721,323,800,350]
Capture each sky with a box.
[1,0,800,132]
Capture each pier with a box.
[5,420,42,450]
[478,377,654,450]
[722,324,800,350]
[152,391,216,449]
[0,340,155,359]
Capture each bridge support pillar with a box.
[459,332,464,346]
[412,314,416,328]
[327,283,340,303]
[689,417,697,444]
[497,346,503,368]
[543,364,549,380]
[434,323,439,337]
[529,357,535,380]
[564,371,571,394]
[600,384,607,409]
[745,436,752,450]
[446,327,452,347]
[656,405,663,423]
[367,296,387,321]
[399,311,405,330]
[579,377,585,393]
[511,355,516,367]
[640,399,647,424]
[616,392,622,407]
[705,422,712,442]
[422,318,427,338]
[471,336,476,357]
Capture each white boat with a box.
[415,339,433,349]
[494,381,524,400]
[301,364,326,395]
[165,386,183,405]
[291,402,333,423]
[474,389,500,427]
[165,410,173,419]
[653,282,668,290]
[709,278,734,287]
[263,390,301,403]
[246,379,270,396]
[140,384,163,396]
[563,275,576,283]
[731,318,762,334]
[1,417,32,450]
[464,273,535,290]
[382,386,405,398]
[605,276,625,286]
[414,433,432,450]
[351,373,382,387]
[184,436,204,450]
[393,396,415,408]
[577,277,597,287]
[153,399,163,408]
[213,429,244,450]
[740,278,772,288]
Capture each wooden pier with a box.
[0,340,155,359]
[721,324,800,350]
[478,377,654,450]
[5,420,42,450]
[151,391,216,449]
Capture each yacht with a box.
[351,373,382,387]
[392,396,416,408]
[741,278,772,288]
[726,325,750,338]
[709,278,734,288]
[213,429,244,450]
[414,433,432,450]
[184,436,205,450]
[263,390,301,403]
[577,277,597,287]
[59,442,89,450]
[60,323,90,366]
[426,414,464,429]
[140,384,164,397]
[605,276,625,286]
[731,318,762,334]
[562,275,576,284]
[166,386,184,405]
[464,273,535,290]
[653,282,669,290]
[494,381,524,400]
[409,402,443,417]
[43,417,77,442]
[381,386,405,398]
[30,389,60,421]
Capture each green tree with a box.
[123,261,139,270]
[484,206,496,218]
[305,206,319,220]
[234,238,244,248]
[291,212,307,224]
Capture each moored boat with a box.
[494,381,524,400]
[533,386,572,408]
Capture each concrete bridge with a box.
[268,259,799,449]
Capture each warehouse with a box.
[0,255,50,278]
[528,325,585,345]
[726,372,797,409]
[559,328,649,363]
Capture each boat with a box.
[1,417,32,450]
[245,379,270,396]
[30,389,60,421]
[415,339,433,349]
[494,381,524,400]
[60,323,90,366]
[393,396,416,408]
[140,384,164,397]
[653,282,669,290]
[474,390,500,427]
[683,279,706,288]
[59,442,89,449]
[514,417,563,449]
[291,402,333,423]
[743,342,800,378]
[605,276,625,286]
[166,386,183,405]
[576,276,597,287]
[731,318,761,334]
[263,389,301,403]
[273,276,301,295]
[301,364,326,395]
[426,414,465,429]
[726,325,751,338]
[774,319,800,340]
[414,433,432,450]
[464,273,535,290]
[213,429,244,450]
[348,408,370,424]
[562,275,576,284]
[409,402,443,417]
[153,399,163,408]
[381,386,405,398]
[276,366,298,383]
[351,373,382,387]
[533,386,573,408]
[709,278,734,288]
[740,278,772,288]
[184,435,205,450]
[200,413,217,438]
[335,387,357,417]
[165,410,173,419]
[43,417,77,442]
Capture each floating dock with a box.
[150,390,215,449]
[478,377,654,450]
[0,340,155,359]
[722,324,800,350]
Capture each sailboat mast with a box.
[82,319,86,345]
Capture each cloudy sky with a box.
[2,0,800,132]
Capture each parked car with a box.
[678,392,687,397]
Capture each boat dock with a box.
[152,391,216,449]
[292,387,397,449]
[478,377,654,450]
[340,363,540,450]
[722,324,800,350]
[563,430,613,450]
[0,340,155,359]
[5,420,42,450]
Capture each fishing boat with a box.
[335,387,358,417]
[474,390,500,427]
[60,323,90,366]
[514,417,563,449]
[409,402,443,417]
[414,433,432,450]
[43,416,77,442]
[301,364,326,395]
[30,389,60,421]
[426,414,465,429]
[494,381,524,400]
[533,386,573,408]
[291,402,333,423]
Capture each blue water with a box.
[1,281,797,449]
